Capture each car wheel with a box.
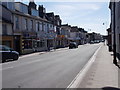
[13,55,19,60]
[2,59,6,63]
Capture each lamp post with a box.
[113,1,117,65]
[103,22,107,30]
[103,22,107,45]
[88,29,91,42]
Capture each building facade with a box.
[78,28,88,44]
[1,1,53,54]
[59,24,71,47]
[0,3,14,49]
[109,1,120,60]
[69,26,81,45]
[1,1,104,55]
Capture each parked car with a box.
[90,41,94,44]
[101,39,105,42]
[94,40,100,43]
[69,42,78,49]
[0,45,19,63]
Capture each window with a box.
[36,23,37,32]
[30,20,33,30]
[36,41,44,47]
[36,22,38,31]
[31,8,39,16]
[36,22,42,31]
[38,22,39,31]
[22,4,28,14]
[7,2,14,10]
[39,22,42,31]
[24,40,32,49]
[40,41,44,47]
[15,16,19,29]
[2,24,7,35]
[43,23,46,31]
[3,46,10,51]
[2,2,14,10]
[24,19,28,30]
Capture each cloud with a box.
[42,2,109,35]
[47,3,101,18]
[46,3,102,24]
[78,4,101,10]
[52,3,101,12]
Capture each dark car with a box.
[0,45,19,63]
[69,42,78,49]
[94,40,100,43]
[90,41,94,44]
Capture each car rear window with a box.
[0,45,11,51]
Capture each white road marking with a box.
[0,66,14,71]
[0,48,69,71]
[1,59,44,71]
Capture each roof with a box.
[12,10,50,23]
[15,2,28,7]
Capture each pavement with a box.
[78,44,119,89]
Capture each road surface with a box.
[1,43,101,88]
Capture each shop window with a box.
[40,41,43,47]
[3,41,11,48]
[33,41,37,48]
[24,40,32,49]
[40,41,45,47]
[37,42,40,47]
[36,41,45,48]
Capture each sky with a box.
[15,0,111,35]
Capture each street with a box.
[2,43,101,88]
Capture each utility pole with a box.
[113,1,117,65]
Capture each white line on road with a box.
[0,66,14,71]
[0,48,69,71]
[1,59,44,71]
[0,48,69,70]
[66,45,102,89]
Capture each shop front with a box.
[1,35,14,48]
[35,38,47,52]
[56,35,65,48]
[21,32,37,54]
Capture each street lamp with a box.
[113,1,117,65]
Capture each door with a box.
[14,36,20,54]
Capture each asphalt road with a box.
[2,43,102,88]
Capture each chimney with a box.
[28,0,37,15]
[38,5,46,18]
[29,0,37,9]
